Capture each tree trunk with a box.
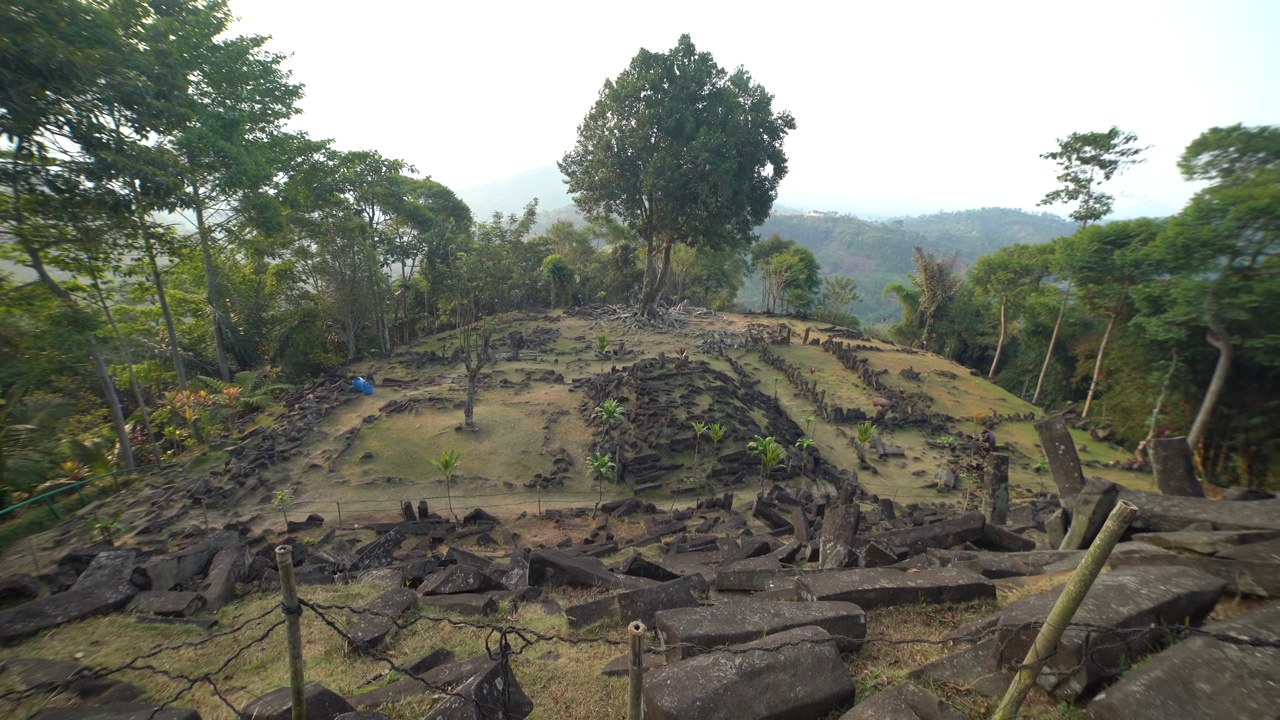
[1033,282,1071,404]
[91,271,155,444]
[464,370,477,427]
[638,239,674,316]
[193,185,231,382]
[988,294,1007,379]
[1139,350,1178,460]
[1081,312,1117,418]
[144,233,188,390]
[1187,319,1233,452]
[23,246,136,470]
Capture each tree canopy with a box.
[559,34,795,315]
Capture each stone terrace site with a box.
[1,307,1277,720]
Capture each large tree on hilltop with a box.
[1032,126,1146,403]
[1137,124,1280,454]
[559,34,795,316]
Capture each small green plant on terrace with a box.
[708,423,727,446]
[587,451,617,514]
[1032,456,1050,474]
[595,333,610,373]
[746,435,785,495]
[85,512,121,547]
[856,421,877,447]
[772,375,781,399]
[691,421,708,467]
[431,449,462,522]
[795,436,815,471]
[271,488,294,523]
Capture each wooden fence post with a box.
[275,545,306,720]
[628,620,646,720]
[990,499,1138,720]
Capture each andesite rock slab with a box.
[993,565,1225,701]
[838,681,967,720]
[1085,603,1280,720]
[642,625,856,720]
[797,568,995,609]
[656,600,867,661]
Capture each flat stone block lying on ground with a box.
[642,626,856,720]
[1085,603,1280,720]
[528,548,621,589]
[924,549,1084,579]
[568,574,708,629]
[334,713,392,720]
[242,681,353,719]
[715,555,789,591]
[130,531,237,591]
[421,654,533,720]
[909,638,1012,700]
[0,550,139,645]
[132,615,217,630]
[656,600,867,661]
[1109,543,1280,597]
[420,564,500,595]
[859,512,985,563]
[352,653,494,709]
[130,590,204,617]
[1117,487,1280,533]
[796,568,995,609]
[975,522,1036,553]
[1132,529,1280,556]
[420,592,497,616]
[348,587,418,650]
[29,704,200,720]
[994,565,1225,701]
[839,681,967,720]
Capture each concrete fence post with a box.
[628,620,646,720]
[275,545,306,720]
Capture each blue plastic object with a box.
[352,377,373,395]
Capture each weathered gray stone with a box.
[565,594,619,630]
[1034,415,1084,499]
[1118,487,1280,533]
[614,554,680,582]
[994,565,1226,701]
[0,550,139,645]
[334,713,391,720]
[528,548,621,589]
[197,542,245,612]
[420,564,500,596]
[715,555,787,591]
[859,512,986,562]
[1059,477,1119,550]
[976,522,1036,553]
[29,704,199,720]
[1085,604,1280,720]
[421,654,533,719]
[839,681,968,720]
[348,588,418,650]
[1045,507,1067,549]
[353,653,491,709]
[820,503,860,569]
[642,626,856,720]
[984,453,1010,526]
[924,549,1084,579]
[797,568,995,609]
[1133,529,1280,556]
[1151,436,1204,498]
[354,567,405,587]
[130,531,237,591]
[130,590,204,617]
[910,638,1011,700]
[1108,543,1280,597]
[420,592,498,616]
[617,573,706,626]
[242,681,354,719]
[348,527,406,573]
[656,600,866,661]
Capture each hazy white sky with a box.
[228,0,1279,217]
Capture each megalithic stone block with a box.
[1034,415,1084,501]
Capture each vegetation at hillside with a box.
[0,0,1276,524]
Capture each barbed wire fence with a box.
[2,564,1275,720]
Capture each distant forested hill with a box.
[757,208,1076,322]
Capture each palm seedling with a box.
[85,513,121,547]
[587,451,616,515]
[747,435,785,496]
[595,333,610,373]
[856,421,877,448]
[594,398,626,485]
[271,488,294,524]
[708,423,727,447]
[431,449,462,522]
[795,436,815,471]
[691,421,708,467]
